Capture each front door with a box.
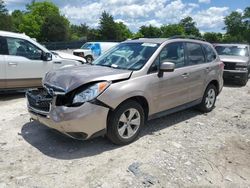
[147,42,191,114]
[4,37,52,89]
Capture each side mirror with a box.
[158,62,175,77]
[42,52,52,61]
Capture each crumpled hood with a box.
[219,55,249,63]
[43,65,132,93]
[52,51,86,63]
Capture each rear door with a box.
[4,37,52,89]
[185,42,215,102]
[0,36,7,89]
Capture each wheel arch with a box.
[107,96,149,123]
[206,80,219,95]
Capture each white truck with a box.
[73,42,118,63]
[0,31,86,90]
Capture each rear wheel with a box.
[198,84,217,113]
[107,100,144,145]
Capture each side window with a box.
[0,37,8,55]
[6,37,42,60]
[186,42,205,65]
[148,42,185,73]
[159,42,185,68]
[202,44,216,62]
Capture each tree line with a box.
[0,0,249,43]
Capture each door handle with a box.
[8,62,18,66]
[53,61,62,64]
[182,73,190,78]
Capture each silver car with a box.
[27,38,224,145]
[214,43,250,86]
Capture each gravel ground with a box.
[0,81,249,188]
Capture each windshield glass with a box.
[215,46,249,57]
[81,43,93,49]
[93,42,159,70]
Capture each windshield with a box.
[93,42,159,70]
[81,43,93,49]
[215,46,249,57]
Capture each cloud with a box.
[62,0,203,31]
[193,7,229,30]
[4,0,27,4]
[5,0,230,33]
[198,0,211,4]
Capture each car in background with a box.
[0,31,86,90]
[73,42,118,63]
[27,37,223,145]
[214,43,250,86]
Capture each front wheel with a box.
[198,84,217,113]
[239,73,248,86]
[107,100,144,145]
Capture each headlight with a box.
[72,81,110,105]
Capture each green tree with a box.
[115,22,133,41]
[132,32,144,39]
[224,11,244,38]
[11,10,24,32]
[160,24,185,38]
[87,28,101,40]
[203,32,223,43]
[0,0,12,31]
[41,13,70,42]
[70,23,89,40]
[138,25,161,38]
[19,1,67,41]
[224,7,250,43]
[179,16,201,37]
[99,11,118,40]
[242,7,250,43]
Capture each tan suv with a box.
[27,37,224,145]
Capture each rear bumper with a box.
[28,102,109,140]
[223,70,248,80]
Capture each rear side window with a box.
[0,37,8,55]
[186,42,205,65]
[203,44,216,62]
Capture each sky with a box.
[4,0,250,33]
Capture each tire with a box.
[107,100,144,145]
[85,55,93,64]
[198,84,217,113]
[239,73,248,86]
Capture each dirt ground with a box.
[0,81,249,188]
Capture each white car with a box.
[0,31,86,90]
[73,42,118,63]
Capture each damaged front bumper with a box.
[27,90,109,140]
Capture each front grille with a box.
[223,62,236,70]
[27,89,53,114]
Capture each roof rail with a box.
[169,35,206,41]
